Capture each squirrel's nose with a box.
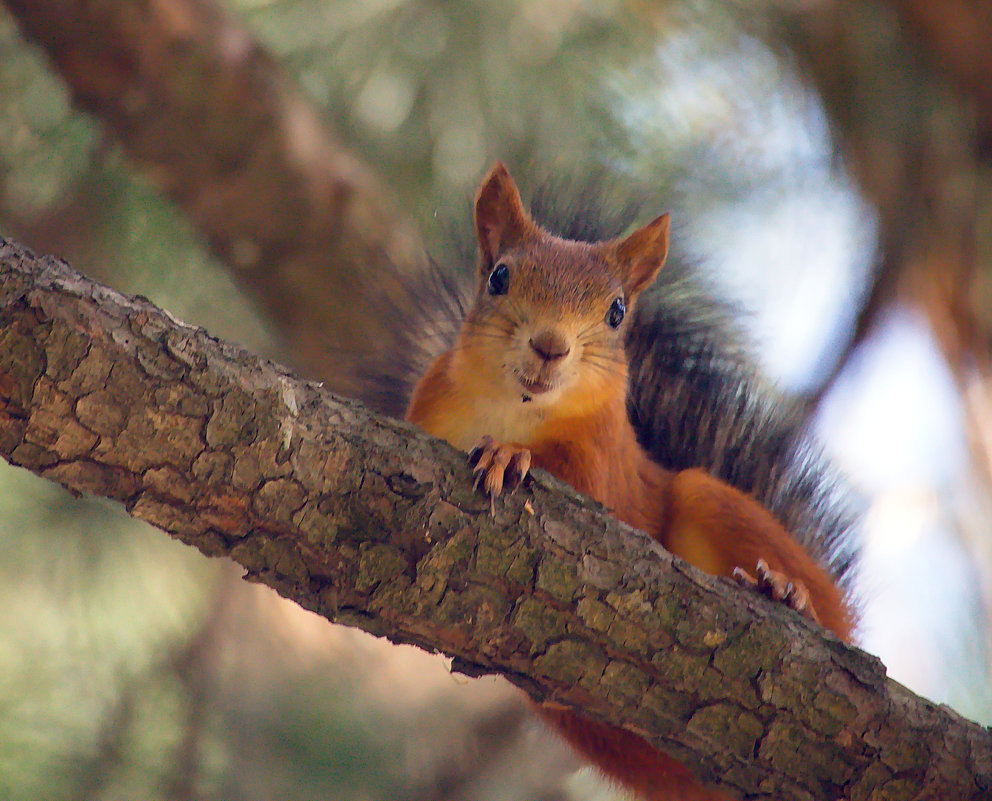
[529,330,571,363]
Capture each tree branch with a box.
[889,0,992,139]
[2,238,990,801]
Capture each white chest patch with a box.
[446,389,551,451]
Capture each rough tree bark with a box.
[3,240,991,801]
[1,0,433,411]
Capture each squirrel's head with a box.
[460,162,670,415]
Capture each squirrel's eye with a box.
[487,263,510,296]
[606,296,626,329]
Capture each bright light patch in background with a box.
[693,187,876,391]
[614,28,878,391]
[817,307,968,490]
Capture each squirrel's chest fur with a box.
[407,349,554,451]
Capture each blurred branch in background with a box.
[780,0,992,380]
[2,0,430,412]
[891,0,992,139]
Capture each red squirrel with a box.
[407,163,855,801]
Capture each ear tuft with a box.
[474,162,533,269]
[613,213,670,298]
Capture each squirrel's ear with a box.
[474,162,534,268]
[613,213,670,297]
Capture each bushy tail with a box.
[625,277,860,591]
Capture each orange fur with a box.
[537,706,734,801]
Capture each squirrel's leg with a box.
[662,468,852,641]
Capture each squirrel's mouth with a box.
[517,374,556,400]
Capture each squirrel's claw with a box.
[468,436,494,470]
[733,559,821,626]
[504,449,532,492]
[469,436,531,513]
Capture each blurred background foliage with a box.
[1,0,990,799]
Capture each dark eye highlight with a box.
[606,296,626,329]
[487,263,510,296]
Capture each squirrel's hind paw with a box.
[469,436,531,509]
[733,559,822,626]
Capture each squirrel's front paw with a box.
[733,559,821,626]
[468,435,531,512]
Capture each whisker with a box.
[463,319,510,333]
[582,356,627,375]
[575,320,603,340]
[582,353,628,380]
[581,343,616,358]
